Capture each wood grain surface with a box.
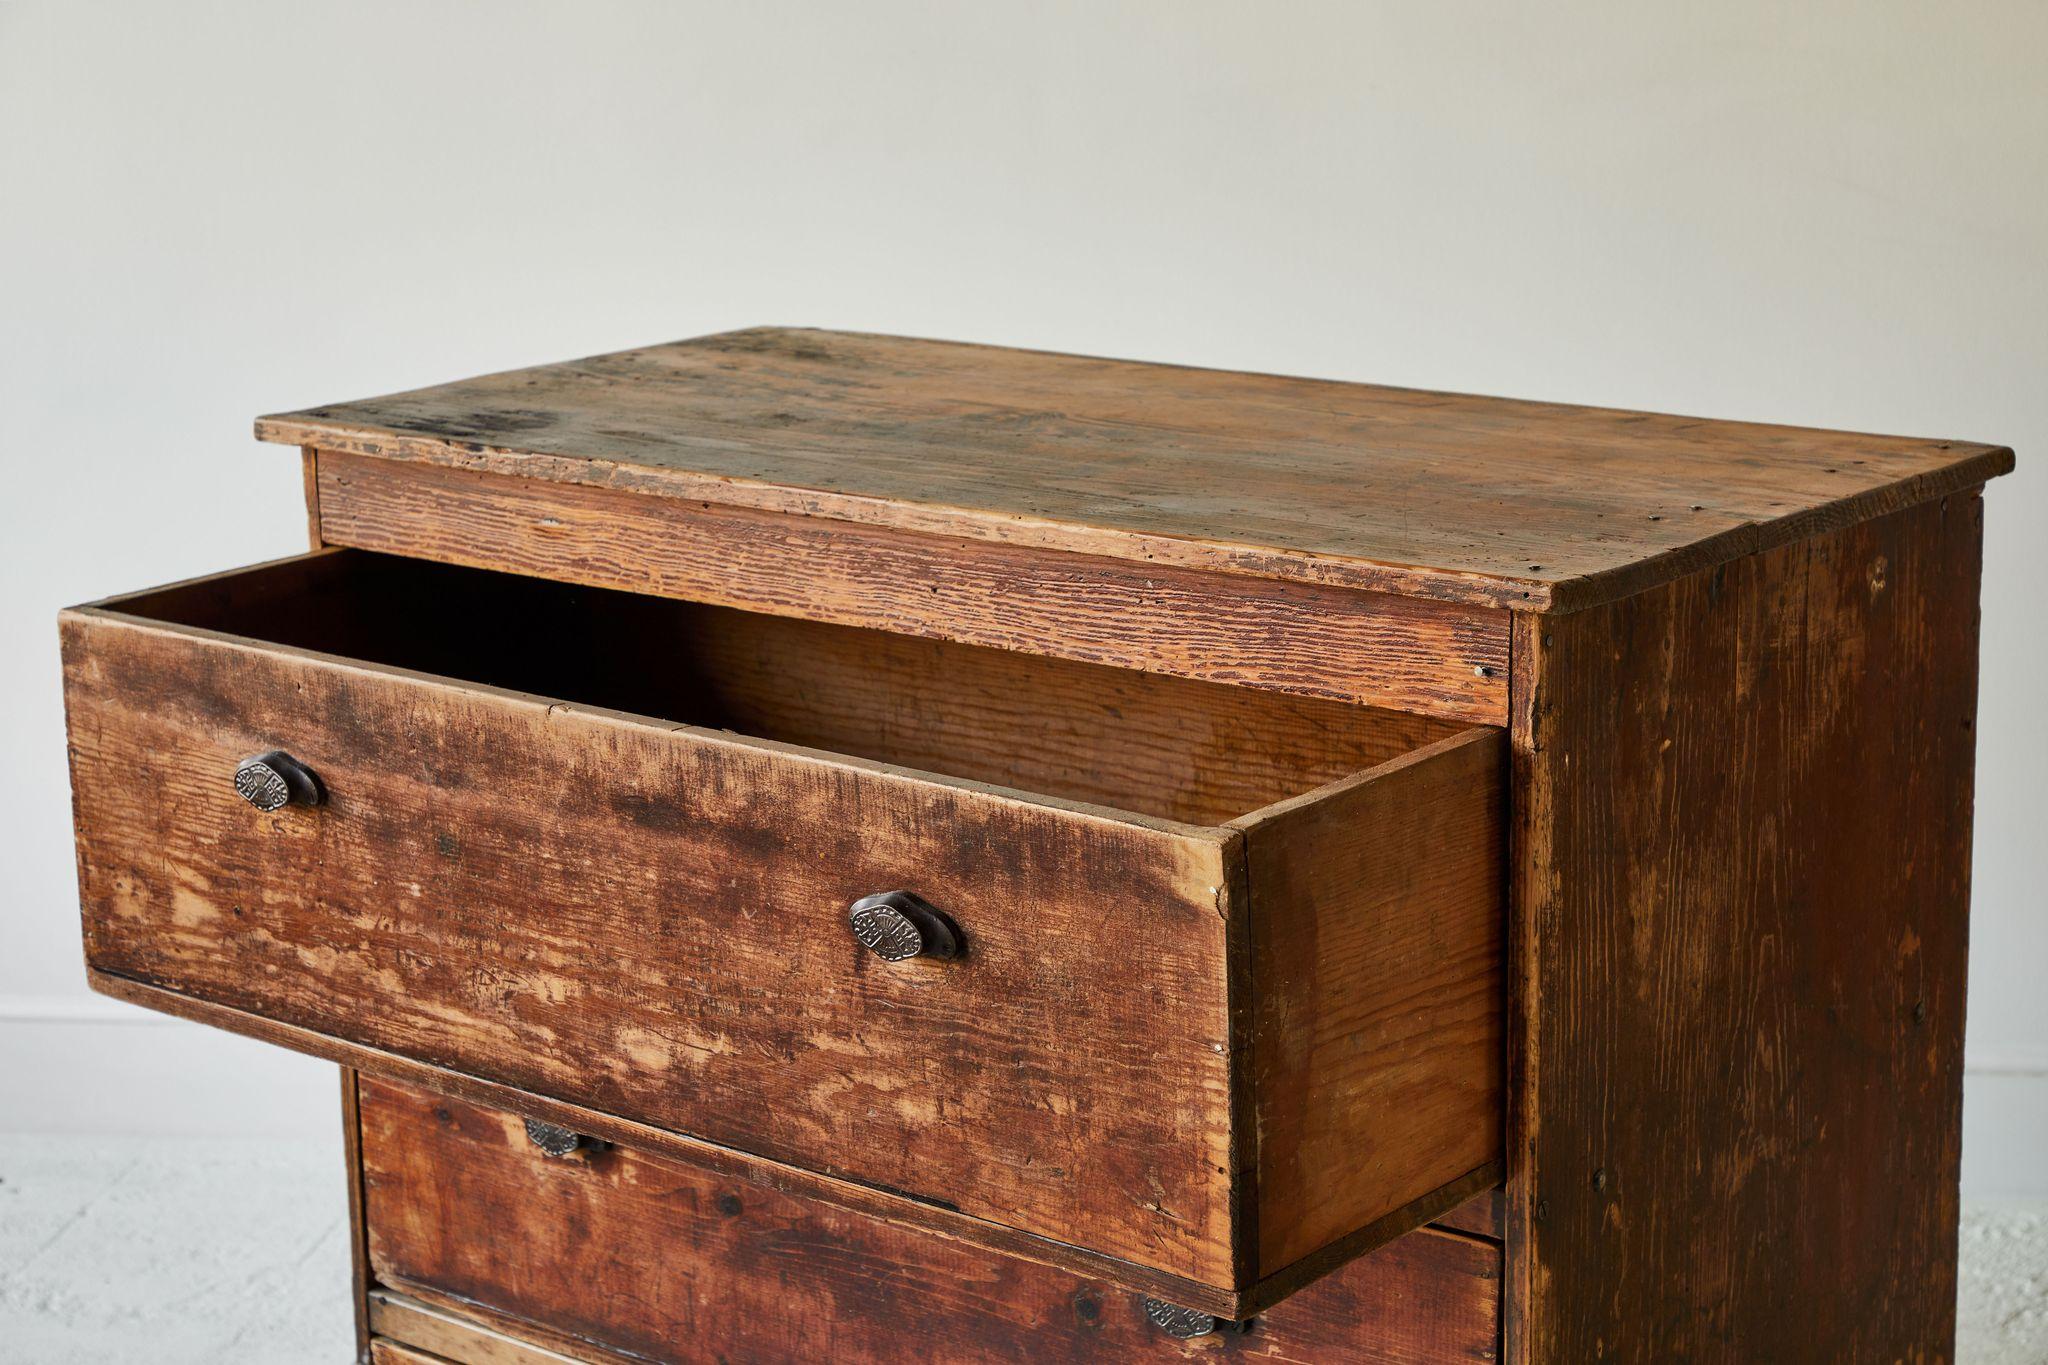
[1236,729,1506,1277]
[1507,494,1982,1361]
[63,549,1505,1295]
[311,450,1512,723]
[259,327,2011,611]
[360,1076,1503,1364]
[62,602,1240,1281]
[89,971,1258,1319]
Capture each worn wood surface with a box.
[360,1077,1502,1364]
[63,604,1239,1281]
[259,327,2011,612]
[1236,729,1505,1277]
[311,450,1511,723]
[99,547,1466,825]
[1507,494,1982,1362]
[369,1342,455,1365]
[372,1294,598,1365]
[63,549,1507,1294]
[635,591,1466,826]
[89,971,1261,1318]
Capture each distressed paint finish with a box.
[359,1077,1504,1365]
[1507,495,1983,1361]
[311,450,1513,724]
[259,327,2010,612]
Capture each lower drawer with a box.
[358,1076,1501,1364]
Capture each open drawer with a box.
[60,549,1503,1312]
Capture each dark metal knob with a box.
[233,751,323,811]
[1143,1298,1218,1339]
[524,1118,599,1158]
[847,890,961,962]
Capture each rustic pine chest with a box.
[61,329,2011,1362]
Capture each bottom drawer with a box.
[357,1076,1500,1364]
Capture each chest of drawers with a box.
[62,328,2010,1361]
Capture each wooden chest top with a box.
[256,326,2010,611]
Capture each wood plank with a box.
[652,597,1467,827]
[302,447,324,548]
[371,1342,459,1365]
[342,1068,371,1363]
[371,1295,600,1365]
[1433,1189,1504,1242]
[312,450,1512,724]
[1235,729,1506,1275]
[62,607,1240,1282]
[257,327,2012,612]
[1506,494,1981,1361]
[360,1076,1502,1364]
[100,547,1466,827]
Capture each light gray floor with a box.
[1,1134,2043,1363]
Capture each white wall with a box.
[2,2,2042,1189]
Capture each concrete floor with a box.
[0,1135,2043,1363]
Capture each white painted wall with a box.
[2,1,2042,1190]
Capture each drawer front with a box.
[359,1077,1502,1365]
[62,606,1237,1280]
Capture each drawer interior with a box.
[116,549,1467,825]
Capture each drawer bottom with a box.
[357,1076,1500,1363]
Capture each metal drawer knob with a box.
[1143,1298,1218,1339]
[524,1118,597,1158]
[847,890,961,962]
[233,751,323,811]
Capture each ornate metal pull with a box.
[524,1118,599,1158]
[233,751,323,811]
[847,890,961,962]
[1143,1298,1219,1339]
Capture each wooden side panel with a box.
[1508,495,1981,1361]
[359,1077,1502,1365]
[62,614,1237,1282]
[313,449,1512,724]
[1238,730,1507,1276]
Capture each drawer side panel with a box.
[1239,728,1507,1277]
